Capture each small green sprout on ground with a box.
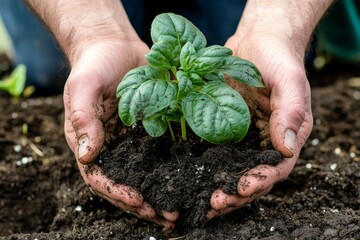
[0,64,26,97]
[117,13,264,144]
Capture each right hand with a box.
[63,38,178,229]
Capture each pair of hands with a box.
[63,31,313,229]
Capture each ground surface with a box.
[0,61,360,239]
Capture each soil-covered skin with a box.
[0,58,360,239]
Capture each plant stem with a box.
[181,116,187,141]
[167,119,176,142]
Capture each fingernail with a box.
[284,129,296,153]
[78,135,90,159]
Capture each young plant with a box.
[117,13,264,144]
[0,64,26,97]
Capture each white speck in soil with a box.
[305,163,312,170]
[350,152,356,158]
[330,163,337,171]
[11,112,18,119]
[315,118,321,125]
[17,157,33,166]
[311,138,319,146]
[75,205,82,212]
[334,147,341,155]
[21,101,28,109]
[13,144,21,152]
[149,237,157,240]
[34,136,41,143]
[270,226,275,232]
[352,90,360,100]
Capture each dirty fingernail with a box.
[284,129,296,153]
[78,135,89,159]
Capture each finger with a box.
[66,72,108,164]
[207,188,271,219]
[136,201,157,219]
[237,160,292,197]
[269,68,312,158]
[161,210,179,222]
[78,163,143,207]
[210,189,250,211]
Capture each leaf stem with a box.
[181,116,187,141]
[167,119,176,142]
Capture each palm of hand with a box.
[208,34,313,217]
[62,40,178,228]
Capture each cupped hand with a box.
[208,31,313,218]
[63,39,178,229]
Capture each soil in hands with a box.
[96,121,282,229]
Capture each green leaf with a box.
[142,114,168,137]
[182,81,250,144]
[116,65,170,97]
[0,64,26,97]
[180,43,232,75]
[146,41,180,70]
[149,13,206,68]
[163,102,183,122]
[205,56,264,87]
[176,70,193,99]
[118,79,177,126]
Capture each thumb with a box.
[64,74,106,165]
[269,69,310,158]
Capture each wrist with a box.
[233,0,333,59]
[25,0,141,65]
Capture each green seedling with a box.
[0,64,26,97]
[117,13,264,144]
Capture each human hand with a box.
[208,28,313,218]
[63,39,178,229]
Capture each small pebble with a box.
[305,163,312,170]
[75,205,82,212]
[330,163,337,171]
[353,91,360,100]
[334,147,341,155]
[311,138,319,146]
[13,144,21,153]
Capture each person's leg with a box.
[0,0,68,94]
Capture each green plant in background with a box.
[0,64,26,97]
[117,13,264,144]
[0,16,13,54]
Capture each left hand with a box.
[207,29,313,218]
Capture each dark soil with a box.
[96,123,281,229]
[0,55,360,239]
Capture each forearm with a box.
[235,0,334,58]
[24,0,139,65]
